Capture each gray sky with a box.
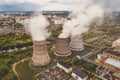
[0,0,119,11]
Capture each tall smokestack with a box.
[54,38,71,57]
[31,41,50,67]
[70,35,84,51]
[24,13,51,67]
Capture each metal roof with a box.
[73,70,88,78]
[105,58,120,68]
[58,61,72,69]
[104,50,120,57]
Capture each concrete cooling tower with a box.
[31,41,50,67]
[55,38,71,57]
[70,35,84,51]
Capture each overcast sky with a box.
[0,0,119,11]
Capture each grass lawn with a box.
[0,47,33,79]
[16,60,41,80]
[16,58,56,80]
[15,51,79,80]
[83,32,101,41]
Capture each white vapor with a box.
[59,0,104,38]
[0,0,119,11]
[24,13,49,41]
[1,0,116,40]
[41,3,70,11]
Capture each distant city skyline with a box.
[0,0,119,11]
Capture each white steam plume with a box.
[59,0,104,38]
[0,0,119,11]
[24,13,49,41]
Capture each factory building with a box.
[57,61,72,73]
[102,50,120,60]
[104,58,120,71]
[97,49,120,79]
[71,70,88,80]
[99,50,120,73]
[112,39,120,52]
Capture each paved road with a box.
[0,46,32,53]
[82,47,108,80]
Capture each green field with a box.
[0,47,32,80]
[0,33,32,51]
[16,61,40,80]
[16,56,56,80]
[15,51,79,80]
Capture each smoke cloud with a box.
[6,0,113,41]
[0,0,119,11]
[24,13,49,41]
[59,0,104,38]
[23,0,104,40]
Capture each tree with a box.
[0,65,9,79]
[13,23,23,28]
[2,72,17,80]
[5,58,16,67]
[84,64,96,72]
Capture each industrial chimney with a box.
[54,38,71,57]
[70,35,84,51]
[31,40,50,67]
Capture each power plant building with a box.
[70,35,84,51]
[71,70,88,80]
[102,50,120,73]
[112,39,120,52]
[31,41,50,67]
[97,50,120,79]
[55,38,71,57]
[57,61,72,73]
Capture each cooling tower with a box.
[31,41,50,67]
[70,35,84,51]
[54,38,71,57]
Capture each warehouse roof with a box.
[104,50,120,57]
[58,61,72,69]
[73,70,88,78]
[105,58,120,68]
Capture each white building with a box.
[112,39,120,52]
[54,18,67,25]
[57,61,72,73]
[105,58,120,70]
[71,70,88,80]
